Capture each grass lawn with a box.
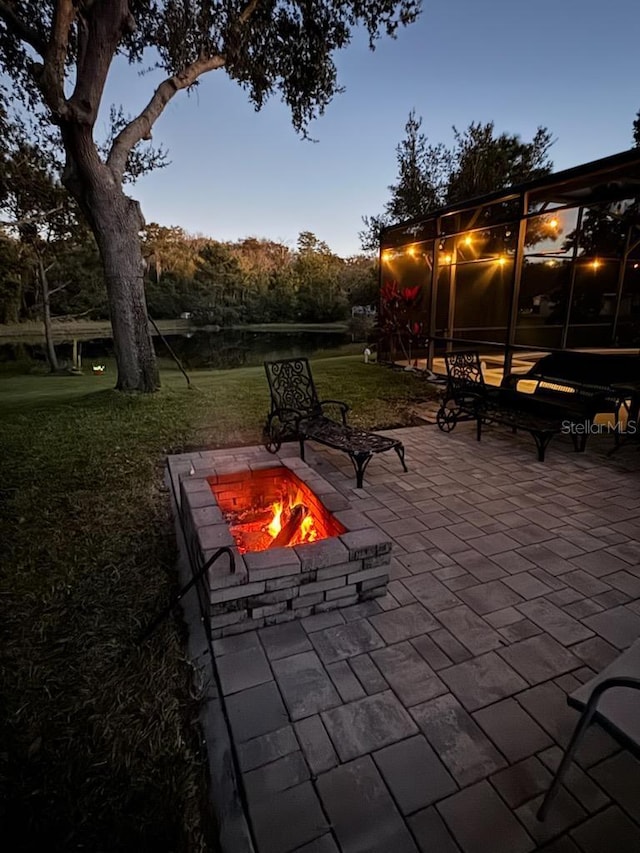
[0,357,436,851]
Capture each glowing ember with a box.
[209,466,345,555]
[228,489,322,553]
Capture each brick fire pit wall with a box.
[178,454,392,639]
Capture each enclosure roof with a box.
[381,147,640,241]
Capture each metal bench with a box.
[263,358,407,488]
[538,638,640,820]
[502,351,640,450]
[436,351,585,461]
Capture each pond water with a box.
[0,328,363,371]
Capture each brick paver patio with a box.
[207,423,640,853]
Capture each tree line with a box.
[143,228,378,324]
[0,216,378,329]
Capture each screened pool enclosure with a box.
[378,148,640,373]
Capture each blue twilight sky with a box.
[101,0,640,257]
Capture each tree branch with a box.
[0,1,46,55]
[107,0,264,180]
[40,0,76,113]
[68,1,133,125]
[0,205,65,228]
[54,308,92,320]
[239,0,261,23]
[107,54,226,181]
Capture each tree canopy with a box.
[0,1,419,143]
[360,110,450,251]
[361,113,554,250]
[385,111,450,220]
[446,122,554,205]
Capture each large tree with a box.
[294,230,347,321]
[362,113,554,249]
[446,121,553,204]
[0,0,420,391]
[360,110,449,251]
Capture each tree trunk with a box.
[59,122,158,393]
[39,257,61,373]
[86,187,159,392]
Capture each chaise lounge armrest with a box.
[317,399,350,424]
[268,405,307,424]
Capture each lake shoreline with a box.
[0,319,350,341]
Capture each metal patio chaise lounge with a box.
[538,638,640,820]
[263,357,407,488]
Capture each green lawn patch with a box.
[0,358,436,851]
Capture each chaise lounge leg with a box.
[350,452,372,489]
[395,444,408,473]
[299,436,306,461]
[476,417,482,442]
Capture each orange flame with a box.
[265,491,319,546]
[300,514,316,542]
[267,501,283,538]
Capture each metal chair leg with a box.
[537,676,640,821]
[537,706,593,821]
[532,432,552,462]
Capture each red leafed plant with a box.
[379,280,423,363]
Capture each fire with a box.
[268,501,283,538]
[300,514,317,542]
[214,468,346,555]
[265,489,318,547]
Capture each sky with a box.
[102,0,640,258]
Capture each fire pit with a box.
[210,466,346,554]
[176,449,392,639]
